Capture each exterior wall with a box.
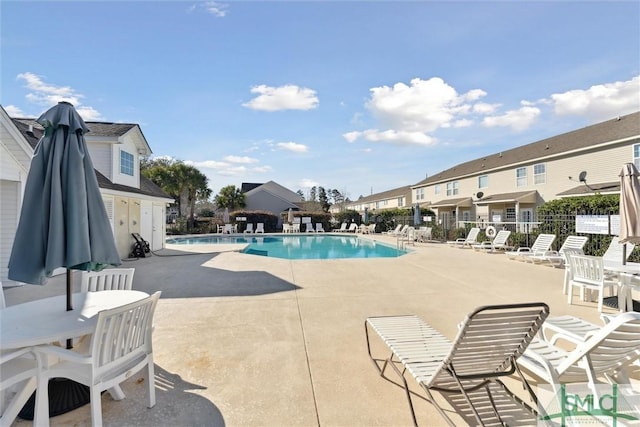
[0,180,19,281]
[87,143,113,181]
[111,140,140,189]
[418,140,637,206]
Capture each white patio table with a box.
[1,290,149,351]
[1,290,149,419]
[604,262,640,312]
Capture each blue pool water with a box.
[166,235,407,260]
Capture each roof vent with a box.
[499,152,502,157]
[28,124,33,133]
[545,144,550,149]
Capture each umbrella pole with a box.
[623,244,627,266]
[66,268,73,349]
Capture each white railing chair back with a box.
[566,254,614,312]
[81,268,135,293]
[561,248,586,295]
[517,311,640,397]
[34,292,161,427]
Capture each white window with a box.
[416,188,424,200]
[446,181,459,196]
[634,143,640,169]
[478,175,488,189]
[516,167,527,187]
[120,150,134,176]
[434,185,441,195]
[375,200,388,209]
[397,197,404,207]
[533,163,546,184]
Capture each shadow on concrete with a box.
[119,249,300,299]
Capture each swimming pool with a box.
[165,235,407,260]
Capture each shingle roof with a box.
[414,111,640,186]
[95,170,172,200]
[12,118,139,142]
[11,117,170,201]
[556,182,621,197]
[355,185,412,204]
[429,197,473,208]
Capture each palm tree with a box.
[215,185,245,210]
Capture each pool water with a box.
[166,235,407,260]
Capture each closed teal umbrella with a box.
[8,101,121,294]
[8,102,122,418]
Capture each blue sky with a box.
[2,1,639,200]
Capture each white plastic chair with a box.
[34,292,161,427]
[255,223,265,234]
[0,347,40,427]
[305,223,315,233]
[81,268,135,293]
[315,223,325,232]
[472,230,512,252]
[244,223,254,234]
[566,254,616,312]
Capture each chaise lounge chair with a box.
[505,233,556,261]
[472,230,512,253]
[528,235,588,267]
[365,302,549,426]
[516,311,640,398]
[447,227,480,248]
[244,223,254,234]
[255,223,265,234]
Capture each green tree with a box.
[296,189,305,201]
[141,157,212,230]
[309,186,317,202]
[215,185,245,209]
[318,186,330,212]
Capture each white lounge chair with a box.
[335,223,348,232]
[603,235,636,268]
[305,223,315,233]
[255,223,265,234]
[505,233,556,261]
[391,224,409,236]
[365,303,549,426]
[529,235,588,267]
[386,224,402,235]
[447,227,480,248]
[347,223,358,233]
[472,230,512,253]
[35,292,161,427]
[81,268,135,292]
[244,223,254,234]
[315,223,325,232]
[516,311,640,397]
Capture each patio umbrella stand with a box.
[8,102,122,419]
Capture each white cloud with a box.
[186,160,230,169]
[366,77,486,133]
[253,165,273,173]
[242,84,319,111]
[482,105,541,131]
[203,2,228,17]
[276,141,309,153]
[298,178,319,188]
[549,75,640,121]
[343,129,436,146]
[345,77,491,145]
[223,155,258,164]
[4,105,24,117]
[16,72,103,120]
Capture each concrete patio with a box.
[5,233,618,426]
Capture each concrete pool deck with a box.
[5,232,626,426]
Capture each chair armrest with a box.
[515,248,531,253]
[34,344,92,364]
[0,346,34,363]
